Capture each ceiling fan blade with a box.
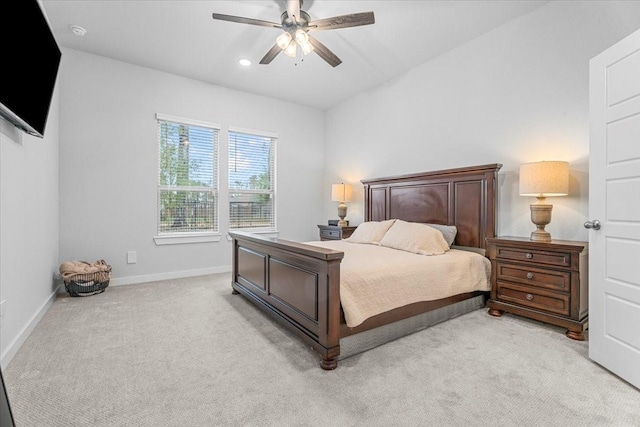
[308,35,342,67]
[259,43,283,65]
[308,12,375,31]
[211,13,282,29]
[285,0,301,23]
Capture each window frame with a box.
[154,113,221,245]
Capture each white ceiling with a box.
[42,0,549,110]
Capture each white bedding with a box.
[305,240,491,328]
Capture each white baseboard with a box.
[1,287,59,370]
[109,265,232,287]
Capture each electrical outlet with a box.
[127,251,137,264]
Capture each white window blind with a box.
[157,115,219,234]
[228,129,276,230]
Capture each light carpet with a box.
[4,273,639,426]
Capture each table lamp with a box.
[331,183,353,227]
[519,161,569,242]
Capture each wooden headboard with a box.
[362,163,502,250]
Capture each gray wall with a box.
[0,88,60,368]
[57,49,326,285]
[323,0,640,242]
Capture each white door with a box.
[588,28,640,390]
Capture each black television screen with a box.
[0,368,15,427]
[0,0,61,138]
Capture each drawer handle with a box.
[526,294,534,301]
[526,272,534,279]
[525,253,533,259]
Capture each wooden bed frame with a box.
[229,163,502,369]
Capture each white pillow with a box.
[379,220,449,255]
[345,220,396,244]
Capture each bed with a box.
[229,163,502,369]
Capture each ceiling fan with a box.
[212,0,375,67]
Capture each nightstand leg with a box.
[565,330,585,341]
[488,308,503,317]
[320,357,338,370]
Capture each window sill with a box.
[154,233,221,246]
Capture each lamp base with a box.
[337,202,348,228]
[529,203,553,242]
[530,229,551,242]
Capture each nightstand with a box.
[486,236,588,340]
[317,225,356,241]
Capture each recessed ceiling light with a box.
[238,59,251,67]
[69,25,87,36]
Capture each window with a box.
[157,114,219,235]
[228,128,276,230]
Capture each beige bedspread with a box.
[306,241,491,328]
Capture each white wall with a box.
[324,0,640,242]
[0,88,60,368]
[58,49,326,284]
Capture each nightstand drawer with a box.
[320,229,341,239]
[495,247,571,268]
[318,225,356,241]
[495,262,570,292]
[497,282,569,316]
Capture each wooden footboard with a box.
[229,231,344,369]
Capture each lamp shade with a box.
[519,161,569,197]
[284,39,297,58]
[331,183,353,202]
[276,32,292,49]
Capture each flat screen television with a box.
[0,0,61,138]
[0,367,15,427]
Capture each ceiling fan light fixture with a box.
[300,40,314,55]
[294,28,308,45]
[284,39,297,58]
[276,31,292,49]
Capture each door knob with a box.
[584,220,601,230]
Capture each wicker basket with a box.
[61,261,111,297]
